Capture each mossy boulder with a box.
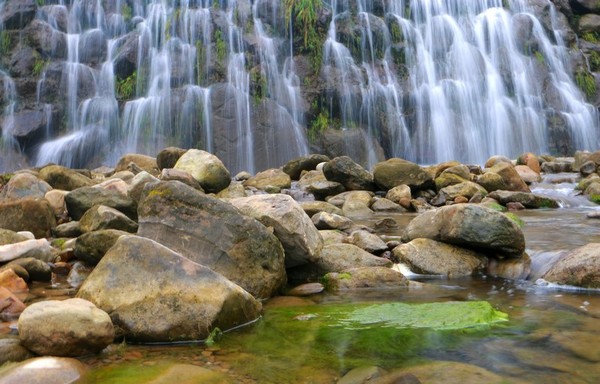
[137,181,285,299]
[402,204,525,258]
[76,235,262,342]
[173,149,231,193]
[373,158,433,191]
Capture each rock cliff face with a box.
[0,0,598,173]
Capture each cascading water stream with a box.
[322,0,599,166]
[1,0,598,173]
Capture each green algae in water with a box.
[340,301,508,331]
[217,301,508,383]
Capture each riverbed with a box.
[3,175,600,383]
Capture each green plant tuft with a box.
[575,70,597,100]
[116,71,137,100]
[214,29,227,63]
[0,31,10,54]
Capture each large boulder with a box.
[74,229,130,266]
[137,181,285,299]
[76,235,262,342]
[393,238,486,277]
[402,204,525,258]
[488,162,530,192]
[542,243,600,288]
[18,298,114,357]
[323,156,375,191]
[65,187,137,220]
[0,198,56,238]
[173,149,231,193]
[38,165,94,191]
[373,158,433,191]
[229,194,323,268]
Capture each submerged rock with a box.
[18,298,114,357]
[77,235,262,342]
[0,357,87,384]
[371,360,515,384]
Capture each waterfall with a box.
[321,0,599,166]
[0,0,598,173]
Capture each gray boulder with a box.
[137,181,285,299]
[0,173,52,200]
[65,187,137,220]
[402,204,525,258]
[393,238,486,277]
[76,235,262,342]
[323,156,375,191]
[373,158,433,190]
[74,229,130,266]
[229,194,322,268]
[316,243,393,273]
[488,190,559,209]
[283,154,330,180]
[323,267,408,291]
[243,168,291,191]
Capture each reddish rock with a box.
[0,269,28,293]
[0,287,26,320]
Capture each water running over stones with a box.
[1,1,599,173]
